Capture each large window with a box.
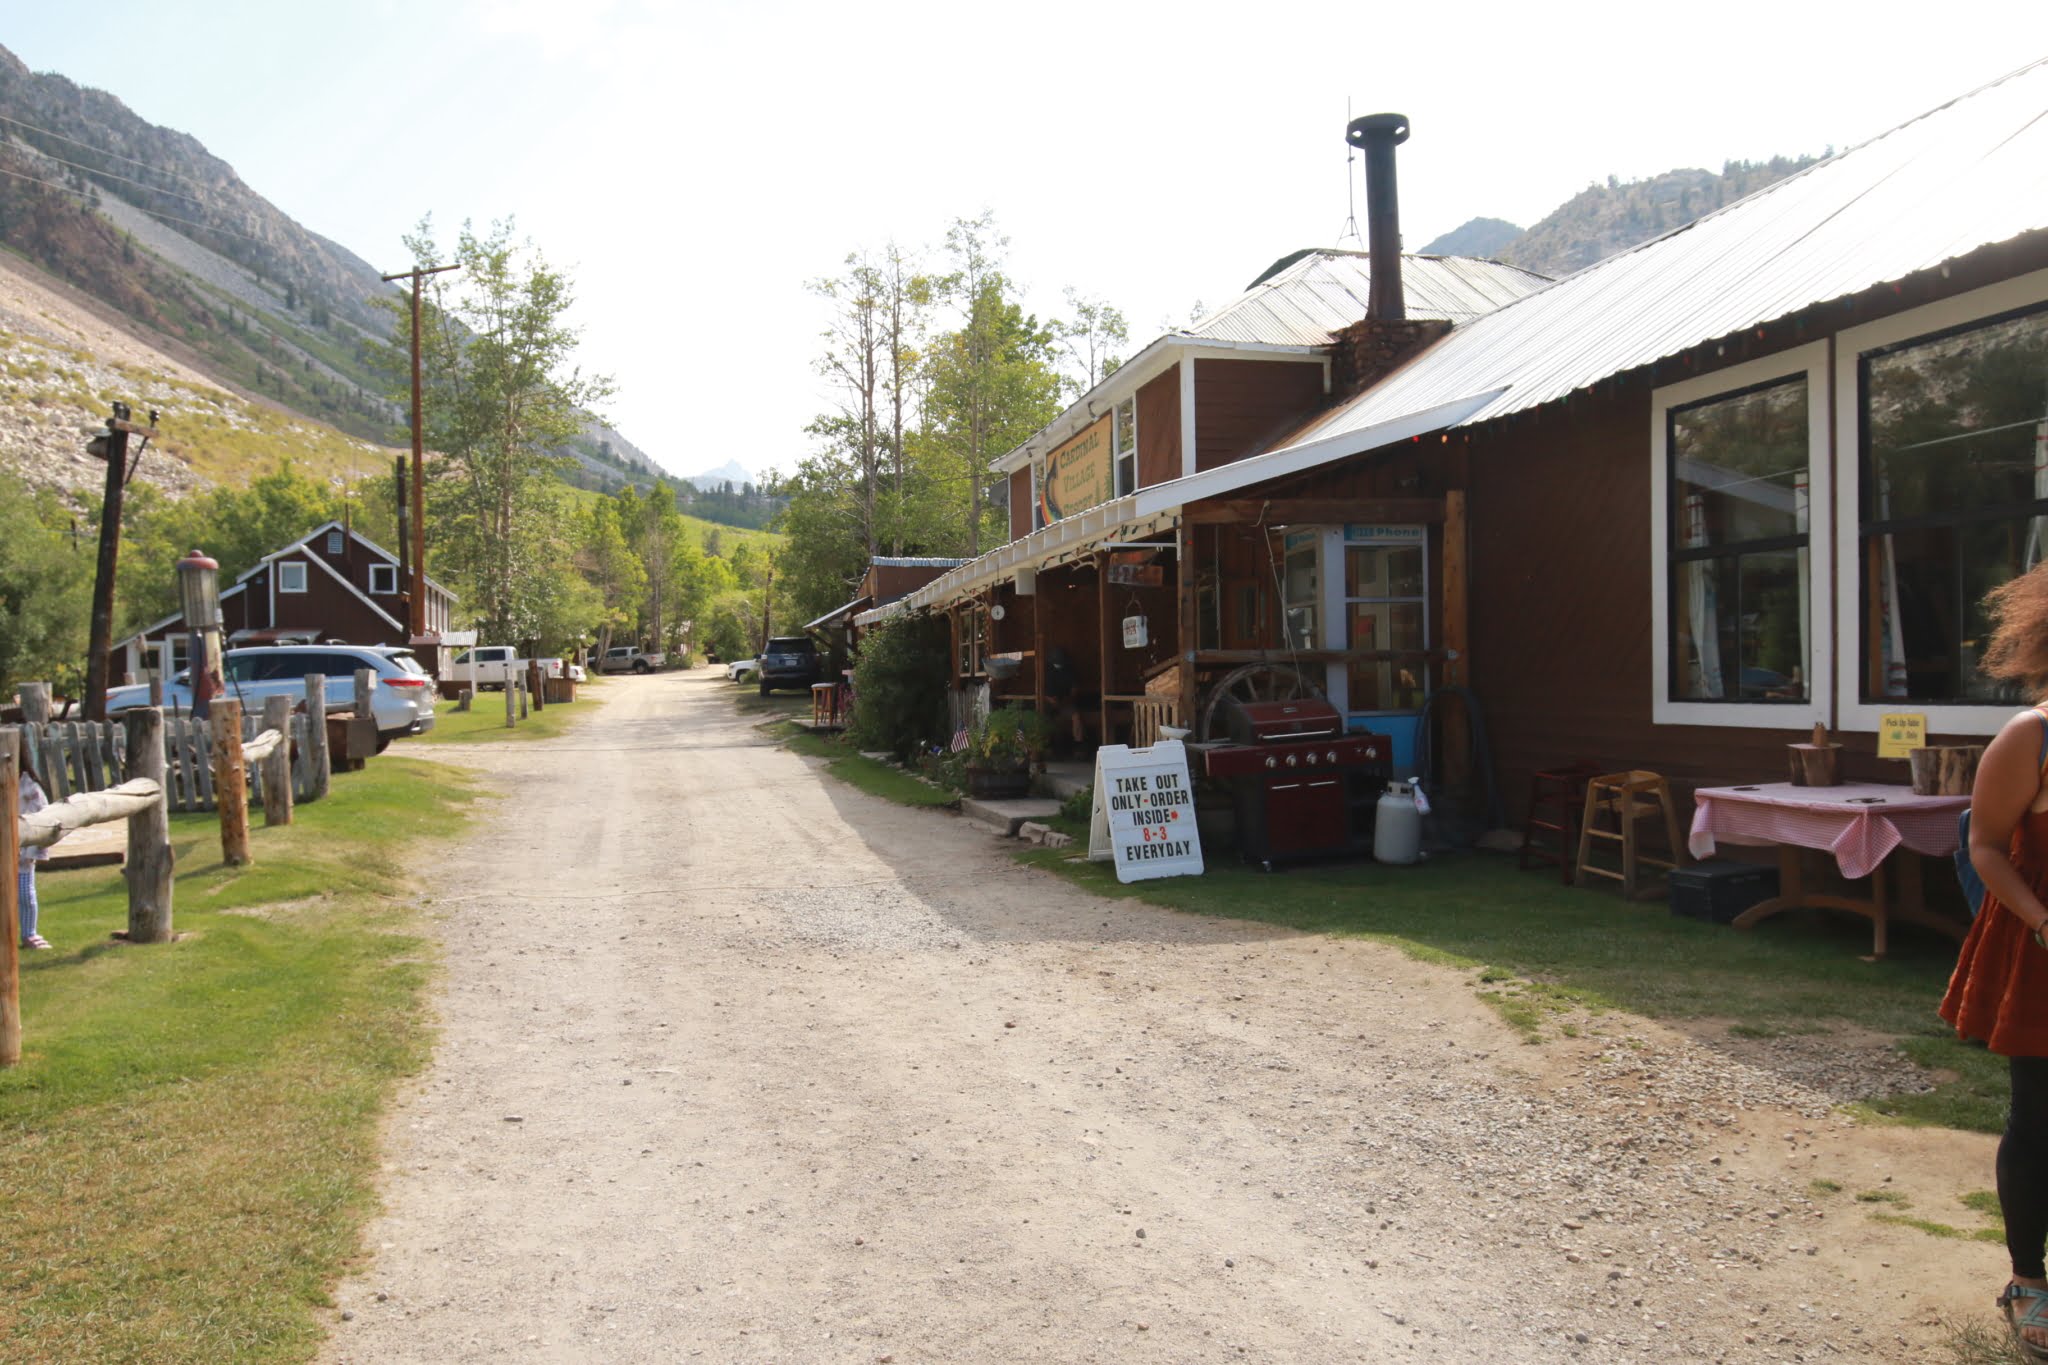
[1666,377,1810,704]
[1344,527,1427,713]
[1114,397,1137,497]
[1280,530,1318,649]
[277,561,308,593]
[369,563,398,595]
[1858,304,2048,705]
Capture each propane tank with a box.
[1374,780,1422,865]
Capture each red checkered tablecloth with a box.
[1689,782,1968,881]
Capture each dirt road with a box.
[324,670,2002,1363]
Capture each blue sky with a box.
[6,1,2046,480]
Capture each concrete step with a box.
[961,796,1063,837]
[1034,761,1092,804]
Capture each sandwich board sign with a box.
[1087,739,1204,882]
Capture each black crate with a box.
[1669,859,1779,924]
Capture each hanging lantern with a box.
[177,550,222,630]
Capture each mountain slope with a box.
[1420,156,1822,278]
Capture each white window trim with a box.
[369,563,398,595]
[277,560,309,594]
[1649,342,1831,730]
[1113,396,1138,496]
[1833,266,2048,737]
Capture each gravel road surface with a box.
[323,670,2003,1364]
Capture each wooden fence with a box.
[22,712,320,813]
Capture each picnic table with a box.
[1688,781,1970,959]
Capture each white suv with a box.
[105,645,437,746]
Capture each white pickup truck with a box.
[597,646,665,674]
[450,645,526,690]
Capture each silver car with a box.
[105,645,437,747]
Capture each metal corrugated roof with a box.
[869,557,967,569]
[1283,58,2048,452]
[1185,250,1550,345]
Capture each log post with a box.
[353,668,378,753]
[527,658,546,712]
[123,707,174,942]
[20,682,50,724]
[304,675,331,800]
[260,695,294,827]
[505,672,517,728]
[1,728,20,1066]
[518,674,529,721]
[210,699,250,866]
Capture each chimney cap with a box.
[1345,112,1410,148]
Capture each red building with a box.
[114,520,458,681]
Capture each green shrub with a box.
[966,706,1053,771]
[1060,784,1093,823]
[849,610,952,762]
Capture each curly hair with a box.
[1979,561,2048,695]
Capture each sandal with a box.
[20,935,51,951]
[1998,1281,2048,1361]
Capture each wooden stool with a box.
[1575,770,1686,900]
[1520,762,1599,884]
[811,682,837,726]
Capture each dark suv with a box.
[757,636,823,695]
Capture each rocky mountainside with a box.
[0,41,671,499]
[1420,155,1822,278]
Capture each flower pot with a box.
[965,766,1031,799]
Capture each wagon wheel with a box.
[1196,662,1325,741]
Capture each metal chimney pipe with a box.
[1345,112,1410,321]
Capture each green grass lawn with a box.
[0,752,485,1361]
[776,722,959,809]
[417,679,605,744]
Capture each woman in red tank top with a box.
[1940,563,2048,1360]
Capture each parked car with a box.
[540,658,587,682]
[104,645,436,748]
[449,644,526,690]
[597,646,665,674]
[756,636,823,695]
[726,656,759,682]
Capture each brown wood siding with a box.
[1009,467,1032,542]
[1136,366,1179,489]
[1193,359,1326,473]
[240,550,408,648]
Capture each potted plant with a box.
[963,707,1051,799]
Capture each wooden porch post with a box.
[1096,552,1113,745]
[1031,582,1046,715]
[1442,490,1471,786]
[1176,523,1198,730]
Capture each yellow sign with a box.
[1038,416,1113,524]
[1878,712,1927,759]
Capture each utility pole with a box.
[379,261,460,639]
[82,403,157,722]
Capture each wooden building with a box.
[114,520,458,681]
[859,61,2048,832]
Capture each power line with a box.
[0,161,277,248]
[7,139,212,208]
[0,110,216,193]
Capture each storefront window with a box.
[1344,528,1427,712]
[1281,531,1317,648]
[1667,377,1810,702]
[1860,304,2048,703]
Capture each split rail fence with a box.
[23,711,321,813]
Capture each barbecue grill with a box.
[1199,698,1390,869]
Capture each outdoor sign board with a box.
[1878,712,1928,760]
[1087,739,1203,882]
[1107,560,1164,588]
[1038,416,1114,524]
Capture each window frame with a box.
[1113,396,1138,497]
[1649,342,1831,730]
[326,529,344,555]
[276,560,309,594]
[369,563,398,595]
[1833,267,2048,736]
